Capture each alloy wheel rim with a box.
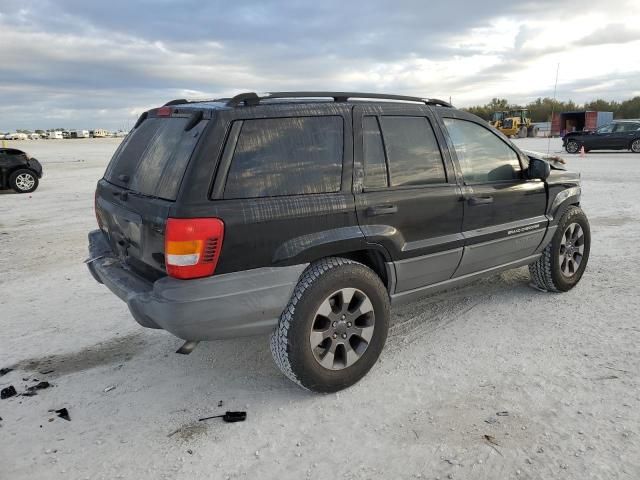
[559,222,585,278]
[309,288,375,370]
[15,173,35,191]
[632,140,640,153]
[567,141,579,153]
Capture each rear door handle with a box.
[366,204,398,216]
[467,196,494,206]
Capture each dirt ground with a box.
[1,137,638,480]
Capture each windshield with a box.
[104,116,207,200]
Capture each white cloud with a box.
[0,0,639,130]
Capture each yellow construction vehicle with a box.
[490,109,539,138]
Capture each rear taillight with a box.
[165,218,224,279]
[156,106,172,117]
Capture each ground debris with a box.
[1,385,17,399]
[103,385,116,393]
[50,408,71,421]
[483,434,504,456]
[0,367,13,377]
[199,411,247,423]
[27,381,51,392]
[496,411,509,416]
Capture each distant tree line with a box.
[463,96,640,122]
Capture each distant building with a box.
[551,111,613,137]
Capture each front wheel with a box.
[270,257,390,393]
[529,206,591,292]
[565,140,580,154]
[631,139,640,153]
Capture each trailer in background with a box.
[551,111,613,137]
[92,129,109,138]
[70,130,90,138]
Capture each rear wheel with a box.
[529,206,590,292]
[631,139,640,153]
[518,126,527,138]
[9,169,38,193]
[565,140,580,154]
[270,257,389,393]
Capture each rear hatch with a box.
[95,106,209,280]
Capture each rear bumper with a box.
[87,230,306,340]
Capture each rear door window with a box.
[614,122,640,132]
[379,116,447,186]
[223,116,343,199]
[104,116,207,200]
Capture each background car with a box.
[0,148,43,193]
[563,120,640,153]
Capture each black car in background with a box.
[0,148,43,193]
[563,120,640,154]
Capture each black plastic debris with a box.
[199,411,247,423]
[496,411,509,416]
[54,408,71,421]
[218,400,224,407]
[1,385,17,399]
[0,367,13,377]
[39,369,54,375]
[27,381,51,392]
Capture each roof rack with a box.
[224,92,453,108]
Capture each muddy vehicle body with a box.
[88,92,590,392]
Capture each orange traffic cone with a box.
[579,145,585,157]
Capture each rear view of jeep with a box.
[89,92,590,393]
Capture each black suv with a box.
[88,92,590,392]
[563,120,640,153]
[0,148,43,193]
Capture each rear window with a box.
[223,116,343,199]
[104,116,207,200]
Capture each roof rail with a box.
[225,92,453,108]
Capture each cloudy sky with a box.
[1,0,639,130]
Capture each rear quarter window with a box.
[223,116,343,199]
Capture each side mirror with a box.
[528,157,551,180]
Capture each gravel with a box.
[1,137,638,479]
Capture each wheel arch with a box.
[338,247,394,294]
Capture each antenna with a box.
[547,63,560,154]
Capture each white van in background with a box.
[48,131,64,139]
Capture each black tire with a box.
[518,126,527,138]
[565,140,580,154]
[631,139,640,153]
[270,257,390,393]
[529,206,590,292]
[9,169,39,193]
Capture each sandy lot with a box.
[1,137,638,479]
